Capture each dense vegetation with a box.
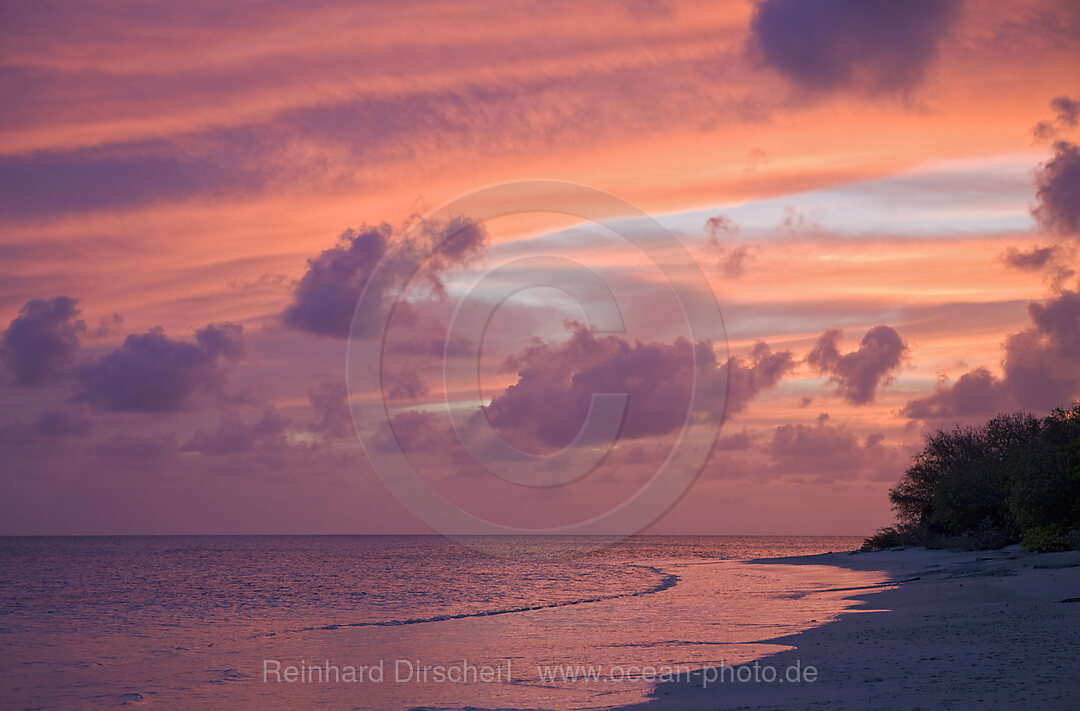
[864,402,1080,553]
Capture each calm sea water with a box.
[0,535,882,710]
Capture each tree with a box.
[876,406,1077,551]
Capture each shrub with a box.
[970,518,1012,550]
[1068,527,1080,551]
[861,526,919,551]
[1021,524,1069,553]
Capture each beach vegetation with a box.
[864,402,1080,552]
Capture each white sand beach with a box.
[617,547,1080,711]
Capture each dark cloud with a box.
[721,341,797,419]
[903,290,1080,421]
[1032,141,1080,237]
[1002,245,1059,270]
[1,296,85,386]
[750,0,958,94]
[284,217,487,338]
[182,407,290,455]
[808,325,907,404]
[75,322,244,412]
[308,380,352,438]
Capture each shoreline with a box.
[614,546,1080,710]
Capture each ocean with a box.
[0,535,883,710]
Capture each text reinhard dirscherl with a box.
[263,659,511,684]
[262,659,818,687]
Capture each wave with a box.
[267,565,679,636]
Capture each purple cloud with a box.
[808,325,907,404]
[1002,245,1059,271]
[714,429,756,451]
[902,368,1004,421]
[705,215,739,239]
[1051,96,1080,125]
[704,215,753,277]
[1033,141,1080,238]
[0,143,263,220]
[373,409,467,459]
[1034,96,1080,141]
[1,296,85,386]
[0,405,94,444]
[284,224,393,338]
[182,407,290,455]
[721,341,797,419]
[373,336,794,467]
[284,218,487,338]
[750,0,958,94]
[32,406,93,438]
[768,412,904,481]
[718,245,754,277]
[91,433,177,460]
[482,327,794,449]
[487,327,704,448]
[903,289,1080,421]
[76,322,243,412]
[383,369,429,401]
[308,380,352,438]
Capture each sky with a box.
[1,0,1078,536]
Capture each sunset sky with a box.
[2,0,1078,535]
